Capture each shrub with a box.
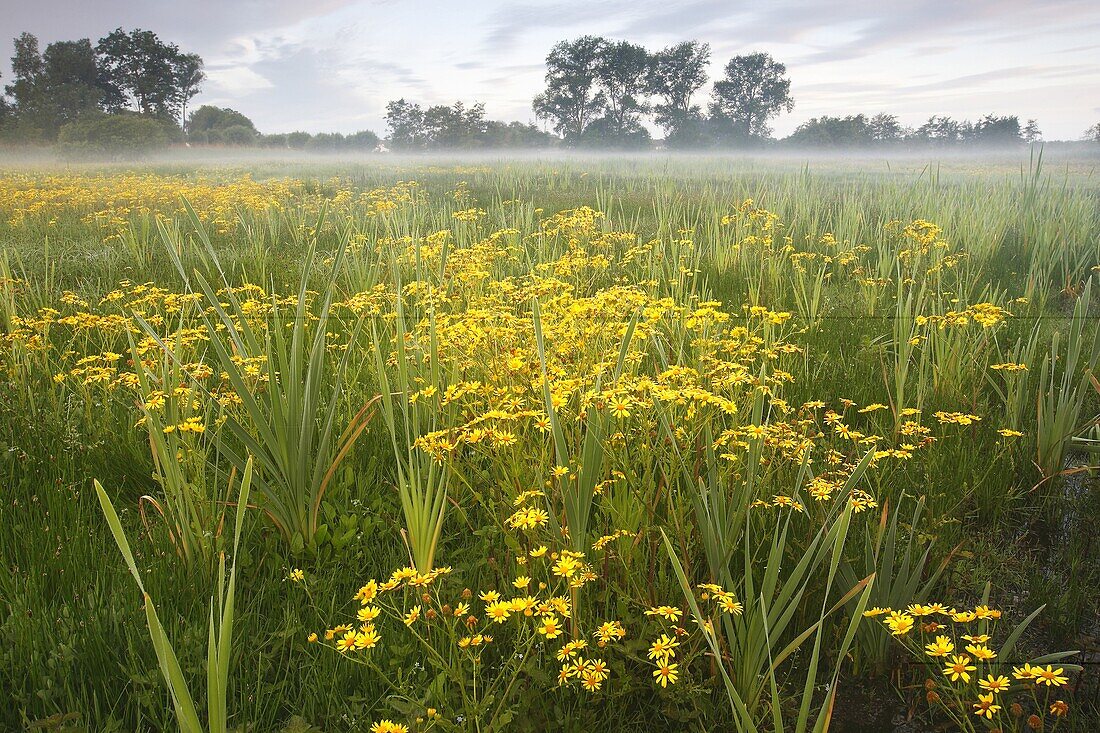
[58,112,179,155]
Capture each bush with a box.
[58,113,179,155]
[217,124,258,146]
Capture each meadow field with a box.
[1,151,1098,732]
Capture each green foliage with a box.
[153,201,375,549]
[94,457,252,733]
[57,112,180,154]
[709,52,794,140]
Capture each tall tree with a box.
[6,33,45,123]
[384,98,427,149]
[868,113,905,143]
[0,71,8,130]
[41,39,103,130]
[709,52,793,141]
[422,101,487,147]
[96,28,198,122]
[648,41,710,136]
[969,114,1021,145]
[532,36,607,142]
[592,39,651,136]
[913,115,964,145]
[1022,118,1042,143]
[1086,122,1100,143]
[174,53,205,129]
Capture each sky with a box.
[2,0,1099,140]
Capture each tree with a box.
[186,105,257,143]
[868,113,906,143]
[174,53,204,129]
[532,36,607,142]
[385,99,494,149]
[422,101,487,147]
[786,115,874,147]
[648,41,710,144]
[285,131,311,149]
[709,52,793,142]
[592,39,651,138]
[969,114,1021,146]
[0,75,9,131]
[96,28,201,123]
[575,115,651,149]
[1022,118,1041,143]
[5,33,46,136]
[345,130,381,149]
[40,40,103,132]
[385,98,427,149]
[1086,123,1100,143]
[912,115,965,145]
[57,111,179,156]
[483,120,558,148]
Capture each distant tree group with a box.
[185,105,258,145]
[533,37,793,148]
[786,113,1043,148]
[1,28,203,144]
[184,105,382,151]
[384,99,556,150]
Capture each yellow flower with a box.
[594,620,626,643]
[538,615,563,639]
[336,630,358,653]
[370,720,409,733]
[357,606,381,623]
[644,605,683,622]
[552,556,582,578]
[647,634,679,662]
[885,612,915,636]
[1012,663,1037,680]
[653,662,679,688]
[1034,665,1068,687]
[924,635,954,657]
[486,600,512,624]
[581,672,602,691]
[355,580,378,604]
[972,692,1000,719]
[965,644,996,661]
[979,675,1010,693]
[557,666,572,686]
[943,655,976,683]
[404,605,421,626]
[355,625,380,651]
[288,569,304,582]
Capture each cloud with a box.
[204,66,274,95]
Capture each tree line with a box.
[0,29,202,144]
[2,28,1099,152]
[529,36,1075,149]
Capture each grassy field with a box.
[1,151,1098,732]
